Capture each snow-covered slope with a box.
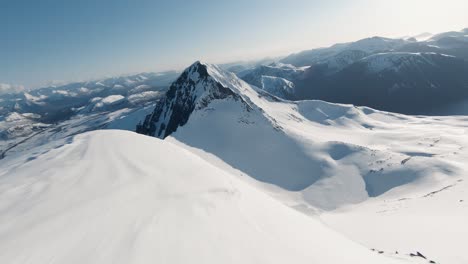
[322,177,468,264]
[3,60,468,263]
[0,112,48,141]
[396,28,468,61]
[260,76,295,99]
[139,61,468,208]
[0,104,155,160]
[137,61,468,263]
[235,63,307,99]
[0,130,412,264]
[240,63,306,88]
[315,49,369,74]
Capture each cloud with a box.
[0,83,25,95]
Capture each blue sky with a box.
[1,0,467,88]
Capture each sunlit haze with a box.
[2,0,467,88]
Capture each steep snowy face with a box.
[238,62,307,100]
[316,49,369,74]
[137,61,254,138]
[240,63,306,88]
[260,76,295,99]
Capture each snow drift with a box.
[0,130,410,264]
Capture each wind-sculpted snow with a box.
[0,130,413,264]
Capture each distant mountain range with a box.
[2,27,468,156]
[240,28,468,114]
[0,71,178,141]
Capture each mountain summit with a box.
[137,61,253,138]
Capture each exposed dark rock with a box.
[410,251,427,259]
[137,61,244,138]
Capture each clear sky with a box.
[2,0,467,88]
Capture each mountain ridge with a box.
[137,60,464,210]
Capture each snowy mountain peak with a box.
[136,61,251,138]
[185,60,209,79]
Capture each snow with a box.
[106,105,155,131]
[0,130,411,264]
[53,90,72,96]
[23,92,47,104]
[260,76,295,98]
[317,49,369,74]
[0,104,152,159]
[239,62,306,94]
[281,36,408,66]
[78,87,90,93]
[411,32,434,41]
[359,52,439,73]
[346,37,406,53]
[4,112,25,122]
[0,112,49,141]
[101,94,125,104]
[322,177,468,264]
[91,95,126,109]
[128,91,160,104]
[138,61,468,263]
[151,62,468,205]
[2,59,468,263]
[129,84,151,94]
[20,113,41,119]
